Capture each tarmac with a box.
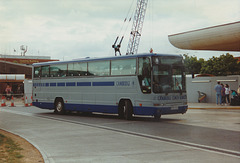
[1,99,240,163]
[188,102,240,109]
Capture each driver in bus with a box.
[140,58,151,93]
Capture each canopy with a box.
[168,21,240,52]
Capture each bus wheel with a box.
[118,102,124,119]
[54,99,65,114]
[154,114,161,121]
[123,100,133,120]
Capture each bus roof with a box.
[32,53,182,67]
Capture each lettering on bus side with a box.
[154,95,187,101]
[116,81,131,87]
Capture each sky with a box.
[0,0,239,61]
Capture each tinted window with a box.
[41,66,49,77]
[34,67,41,78]
[88,61,110,76]
[111,58,136,75]
[50,64,67,77]
[68,62,88,76]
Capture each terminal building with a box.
[0,54,58,97]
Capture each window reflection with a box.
[152,56,185,94]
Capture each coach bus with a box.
[32,53,187,120]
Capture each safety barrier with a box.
[1,96,6,107]
[25,96,29,107]
[0,94,32,107]
[10,96,15,107]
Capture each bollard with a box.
[30,96,33,106]
[25,96,29,107]
[10,96,15,107]
[1,96,6,107]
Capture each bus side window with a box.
[68,62,87,77]
[34,67,41,78]
[50,64,67,77]
[111,59,136,76]
[88,61,110,76]
[41,66,50,78]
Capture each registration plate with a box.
[171,106,178,110]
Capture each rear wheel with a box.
[118,101,124,119]
[54,98,65,114]
[123,100,133,120]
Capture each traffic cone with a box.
[30,96,33,106]
[10,96,15,107]
[25,96,29,107]
[1,96,6,107]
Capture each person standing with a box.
[221,84,226,105]
[214,82,222,105]
[237,85,240,95]
[225,84,230,105]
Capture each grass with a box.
[0,133,24,163]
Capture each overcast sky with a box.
[0,0,239,60]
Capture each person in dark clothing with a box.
[214,82,222,105]
[221,84,226,105]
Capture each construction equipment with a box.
[112,36,124,56]
[126,0,148,55]
[112,0,148,56]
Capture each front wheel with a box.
[154,114,161,121]
[54,99,65,114]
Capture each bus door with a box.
[138,57,151,94]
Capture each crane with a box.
[126,0,148,55]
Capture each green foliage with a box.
[183,54,202,74]
[183,53,240,76]
[183,54,204,74]
[200,53,240,76]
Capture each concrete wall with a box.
[186,75,240,103]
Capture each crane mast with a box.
[126,0,148,55]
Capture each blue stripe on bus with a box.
[57,82,65,86]
[77,82,91,86]
[66,82,76,86]
[35,81,115,87]
[33,102,118,114]
[50,83,57,87]
[92,81,114,86]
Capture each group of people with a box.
[214,82,237,105]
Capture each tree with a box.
[183,54,204,75]
[200,53,240,76]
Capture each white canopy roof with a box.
[168,21,240,52]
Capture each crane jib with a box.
[126,0,148,55]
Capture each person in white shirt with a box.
[225,84,230,104]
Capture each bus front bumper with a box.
[133,105,188,116]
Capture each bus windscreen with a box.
[152,56,186,94]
